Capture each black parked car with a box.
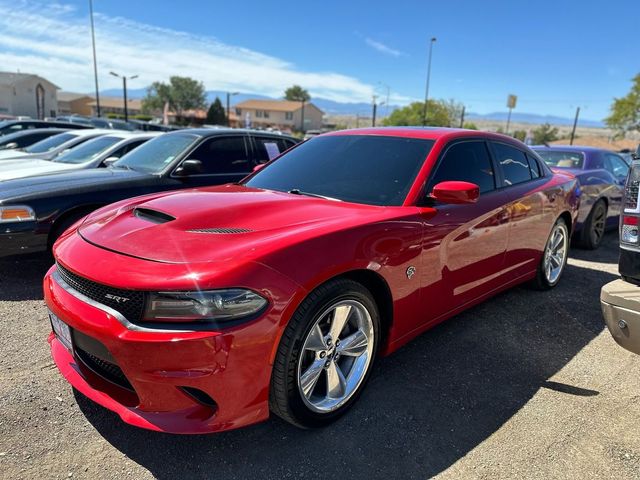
[0,120,89,136]
[0,128,70,150]
[0,129,297,257]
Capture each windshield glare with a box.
[25,133,76,153]
[535,150,585,169]
[53,135,121,164]
[245,135,434,206]
[113,133,198,173]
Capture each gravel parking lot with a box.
[1,232,639,479]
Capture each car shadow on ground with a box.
[71,233,621,480]
[0,252,53,301]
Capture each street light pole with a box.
[89,0,101,117]
[110,72,138,122]
[570,106,580,145]
[226,91,239,127]
[421,37,436,127]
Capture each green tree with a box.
[142,76,206,119]
[605,73,640,134]
[463,122,479,130]
[512,129,527,141]
[284,85,311,102]
[532,123,559,144]
[206,97,227,125]
[383,100,451,127]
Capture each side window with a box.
[526,153,541,178]
[253,137,288,163]
[429,141,496,194]
[187,136,250,174]
[605,153,629,179]
[493,143,532,186]
[117,139,147,157]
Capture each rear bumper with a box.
[601,278,640,355]
[0,221,47,258]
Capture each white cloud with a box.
[0,0,409,104]
[364,37,405,58]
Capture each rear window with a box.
[245,135,434,206]
[535,150,584,169]
[24,133,76,153]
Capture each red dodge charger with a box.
[45,128,580,433]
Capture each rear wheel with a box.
[580,200,607,250]
[532,218,569,290]
[270,279,379,428]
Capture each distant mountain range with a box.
[99,88,604,127]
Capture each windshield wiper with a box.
[287,188,341,201]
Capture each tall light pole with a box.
[570,106,581,145]
[226,91,239,127]
[109,72,138,122]
[89,0,101,117]
[421,37,437,127]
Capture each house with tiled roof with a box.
[232,99,323,131]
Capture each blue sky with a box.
[0,0,637,120]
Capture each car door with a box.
[490,141,547,281]
[603,152,630,221]
[173,134,252,187]
[420,139,510,320]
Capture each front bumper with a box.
[601,278,640,355]
[44,266,284,434]
[0,221,47,258]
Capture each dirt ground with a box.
[1,232,639,479]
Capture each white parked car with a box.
[0,132,162,181]
[0,129,113,161]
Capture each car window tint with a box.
[535,150,584,169]
[604,153,630,179]
[526,153,541,178]
[254,137,290,163]
[116,139,147,157]
[187,136,250,174]
[493,143,532,186]
[429,141,496,193]
[24,132,76,153]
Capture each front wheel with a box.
[270,279,379,428]
[532,218,569,290]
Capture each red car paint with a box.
[45,128,580,433]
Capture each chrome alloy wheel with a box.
[543,223,568,285]
[296,299,375,413]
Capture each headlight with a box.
[143,289,268,323]
[0,205,36,223]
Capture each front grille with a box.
[56,263,145,322]
[75,347,133,391]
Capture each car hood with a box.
[0,150,29,160]
[78,184,388,264]
[0,168,149,202]
[0,158,78,181]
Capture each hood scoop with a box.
[187,227,252,234]
[133,207,176,224]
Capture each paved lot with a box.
[1,233,639,479]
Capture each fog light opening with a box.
[179,386,218,410]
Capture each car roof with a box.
[67,128,114,137]
[531,144,613,153]
[1,128,69,138]
[166,128,297,140]
[322,126,523,144]
[99,131,162,140]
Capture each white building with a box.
[0,72,59,119]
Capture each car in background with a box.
[601,146,640,355]
[533,145,630,249]
[0,119,89,136]
[0,129,297,257]
[0,132,161,181]
[86,117,136,131]
[0,128,70,151]
[56,115,95,127]
[0,129,112,161]
[42,128,579,433]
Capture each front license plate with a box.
[49,311,72,351]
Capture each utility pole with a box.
[505,94,517,134]
[109,72,138,122]
[570,107,580,145]
[372,95,378,127]
[226,91,238,127]
[300,100,305,132]
[459,105,466,128]
[89,0,101,117]
[421,37,437,126]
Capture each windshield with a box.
[24,132,76,154]
[245,135,434,206]
[113,133,198,173]
[53,135,121,164]
[535,150,585,169]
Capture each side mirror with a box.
[431,181,480,205]
[253,163,266,173]
[0,142,18,150]
[174,159,203,177]
[102,156,119,167]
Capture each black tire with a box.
[531,218,569,290]
[48,211,91,252]
[269,278,380,428]
[579,200,607,250]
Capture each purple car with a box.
[532,145,629,249]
